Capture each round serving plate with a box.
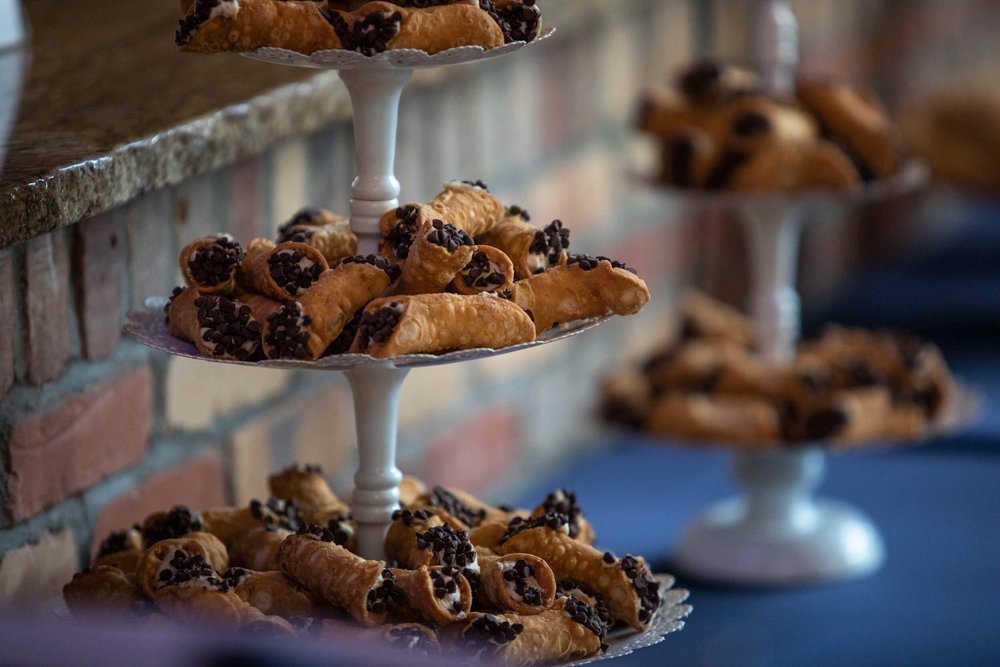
[126,296,607,371]
[241,28,554,70]
[568,576,692,666]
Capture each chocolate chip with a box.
[507,205,530,222]
[322,8,402,56]
[665,136,695,187]
[265,302,313,360]
[186,235,243,288]
[678,58,722,99]
[176,0,230,46]
[142,506,204,547]
[732,111,772,137]
[356,302,404,351]
[427,486,486,527]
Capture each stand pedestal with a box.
[675,448,884,585]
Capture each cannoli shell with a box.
[476,214,546,280]
[351,293,535,358]
[468,519,509,552]
[229,527,289,571]
[200,506,260,548]
[451,245,515,295]
[379,3,504,53]
[645,392,782,445]
[398,475,428,508]
[281,220,358,266]
[384,512,447,569]
[429,181,507,237]
[137,533,229,597]
[511,261,650,335]
[478,553,557,615]
[231,569,329,619]
[498,528,650,630]
[178,0,342,54]
[389,566,472,625]
[268,467,345,510]
[151,583,246,630]
[94,550,143,583]
[63,566,144,617]
[276,534,390,626]
[239,238,330,301]
[166,288,220,358]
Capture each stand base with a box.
[674,496,884,586]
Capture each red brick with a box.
[6,366,153,524]
[0,247,16,398]
[75,210,126,359]
[23,231,71,384]
[420,407,520,496]
[0,528,77,607]
[228,158,262,244]
[90,450,226,557]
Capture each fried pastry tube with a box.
[179,234,243,295]
[511,255,651,335]
[451,245,515,295]
[451,597,604,665]
[365,623,442,658]
[398,474,428,508]
[239,237,330,300]
[646,392,782,445]
[389,566,473,625]
[320,2,503,56]
[165,287,262,361]
[399,219,476,294]
[428,180,507,237]
[267,464,351,522]
[229,527,290,571]
[386,511,481,585]
[468,519,509,552]
[93,528,145,581]
[224,567,330,619]
[477,552,556,615]
[262,255,398,360]
[417,485,521,529]
[351,292,535,357]
[378,203,429,264]
[137,533,230,596]
[63,565,146,618]
[476,209,570,280]
[488,0,544,43]
[276,532,402,626]
[176,0,341,53]
[498,515,661,630]
[277,209,357,265]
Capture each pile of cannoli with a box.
[64,465,669,665]
[601,292,957,447]
[165,180,650,360]
[638,59,903,192]
[176,0,543,55]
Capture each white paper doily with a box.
[126,297,607,370]
[241,28,554,70]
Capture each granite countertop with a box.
[0,0,614,251]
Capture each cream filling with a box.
[499,562,541,602]
[526,252,548,275]
[276,249,317,273]
[209,0,239,21]
[436,584,464,615]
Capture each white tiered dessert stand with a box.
[665,0,929,585]
[127,31,691,660]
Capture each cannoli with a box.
[137,533,230,596]
[728,140,860,192]
[451,596,605,665]
[476,209,570,280]
[468,519,509,552]
[557,580,612,629]
[653,130,720,188]
[600,369,653,430]
[223,567,330,619]
[510,255,650,335]
[417,485,520,529]
[386,511,481,588]
[389,566,473,625]
[646,392,782,445]
[367,623,441,658]
[530,489,595,545]
[277,209,358,266]
[320,2,504,56]
[93,527,145,580]
[164,287,262,361]
[451,246,515,295]
[141,505,207,546]
[276,529,403,626]
[498,514,661,630]
[675,58,761,105]
[239,237,330,300]
[351,292,535,357]
[398,219,476,295]
[398,474,428,508]
[428,180,507,237]
[378,203,427,263]
[178,234,243,295]
[476,552,557,615]
[176,0,341,53]
[796,79,900,180]
[199,496,300,548]
[63,566,147,618]
[677,291,754,348]
[485,0,543,43]
[267,464,352,524]
[229,526,291,571]
[262,255,399,360]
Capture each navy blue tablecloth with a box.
[512,438,1000,667]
